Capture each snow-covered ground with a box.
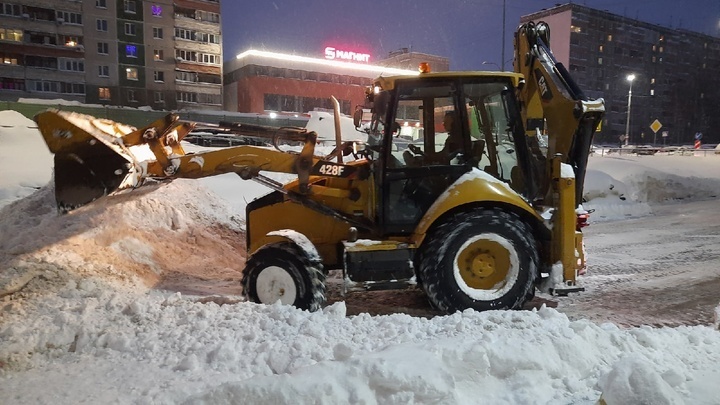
[1,109,719,404]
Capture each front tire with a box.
[418,208,538,313]
[242,242,326,311]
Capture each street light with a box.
[624,73,636,146]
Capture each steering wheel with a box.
[408,144,425,156]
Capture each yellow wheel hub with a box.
[457,239,511,290]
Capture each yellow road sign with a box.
[650,119,662,134]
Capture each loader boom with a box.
[34,109,363,212]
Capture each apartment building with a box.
[0,0,222,110]
[522,3,720,145]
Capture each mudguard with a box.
[266,230,322,264]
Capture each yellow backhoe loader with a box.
[34,22,603,313]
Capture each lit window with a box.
[126,45,137,58]
[597,57,602,65]
[153,49,163,61]
[570,25,581,33]
[126,67,138,80]
[650,78,655,84]
[650,89,655,96]
[599,45,603,53]
[607,34,612,42]
[99,87,110,100]
[151,5,162,17]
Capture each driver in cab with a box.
[406,111,464,166]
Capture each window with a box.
[96,19,108,32]
[32,81,59,93]
[96,0,107,8]
[197,32,220,44]
[176,71,197,82]
[0,28,23,42]
[175,28,194,40]
[124,23,136,36]
[151,5,162,17]
[126,45,137,58]
[57,11,82,25]
[97,42,109,54]
[175,49,196,62]
[126,67,138,80]
[153,27,163,39]
[0,53,19,65]
[59,58,84,72]
[154,91,164,103]
[0,77,25,90]
[153,49,163,61]
[99,87,110,100]
[607,34,612,42]
[177,92,197,103]
[124,0,136,13]
[198,11,220,23]
[199,53,219,64]
[597,57,603,65]
[598,45,603,53]
[98,65,109,77]
[61,35,81,47]
[1,3,21,16]
[128,89,137,102]
[60,82,84,95]
[154,71,164,82]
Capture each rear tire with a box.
[418,208,538,313]
[242,242,326,311]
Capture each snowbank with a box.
[2,111,720,404]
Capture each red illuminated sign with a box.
[324,47,370,63]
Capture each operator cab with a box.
[363,72,540,235]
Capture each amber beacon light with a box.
[418,62,431,73]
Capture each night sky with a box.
[221,0,720,70]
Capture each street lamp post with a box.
[624,73,636,146]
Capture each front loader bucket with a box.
[34,110,188,212]
[51,144,131,212]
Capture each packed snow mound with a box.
[587,156,720,203]
[0,110,36,127]
[0,180,245,302]
[0,115,52,208]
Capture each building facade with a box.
[223,50,421,115]
[0,0,222,110]
[522,4,720,145]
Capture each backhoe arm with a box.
[514,21,604,205]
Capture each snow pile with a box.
[2,110,720,403]
[2,291,719,403]
[0,111,52,208]
[0,180,245,312]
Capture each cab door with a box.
[380,79,470,234]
